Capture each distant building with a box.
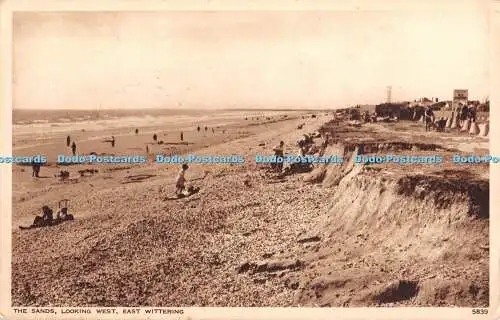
[375,103,412,119]
[430,100,452,111]
[410,97,434,108]
[357,104,376,113]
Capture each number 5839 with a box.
[472,308,488,315]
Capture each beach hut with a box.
[479,123,489,137]
[445,114,452,128]
[460,119,471,132]
[469,122,479,135]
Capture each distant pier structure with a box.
[386,86,392,103]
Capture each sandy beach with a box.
[11,110,488,307]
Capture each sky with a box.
[12,8,490,110]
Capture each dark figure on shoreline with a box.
[212,128,214,134]
[153,133,158,142]
[205,126,208,132]
[111,136,115,147]
[180,132,184,141]
[66,135,71,147]
[135,128,139,135]
[32,163,40,178]
[197,126,200,132]
[71,142,77,156]
[146,145,149,154]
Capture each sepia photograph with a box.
[8,5,490,312]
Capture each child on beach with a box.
[272,141,285,173]
[175,164,189,195]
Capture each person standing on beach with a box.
[146,145,149,154]
[272,141,285,173]
[424,106,435,132]
[205,126,208,132]
[153,133,157,142]
[111,136,115,148]
[66,135,71,147]
[32,163,40,178]
[180,132,184,141]
[212,128,214,134]
[197,126,200,133]
[175,164,189,195]
[468,104,477,122]
[455,110,461,132]
[460,104,468,125]
[32,163,36,177]
[71,141,77,156]
[135,128,139,135]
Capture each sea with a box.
[12,108,301,140]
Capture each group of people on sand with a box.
[20,203,74,230]
[425,103,478,133]
[362,111,380,123]
[146,124,216,153]
[269,133,320,175]
[31,135,75,178]
[360,103,479,134]
[197,125,215,134]
[424,106,447,132]
[456,103,477,124]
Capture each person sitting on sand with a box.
[175,164,189,195]
[297,141,308,157]
[41,205,53,223]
